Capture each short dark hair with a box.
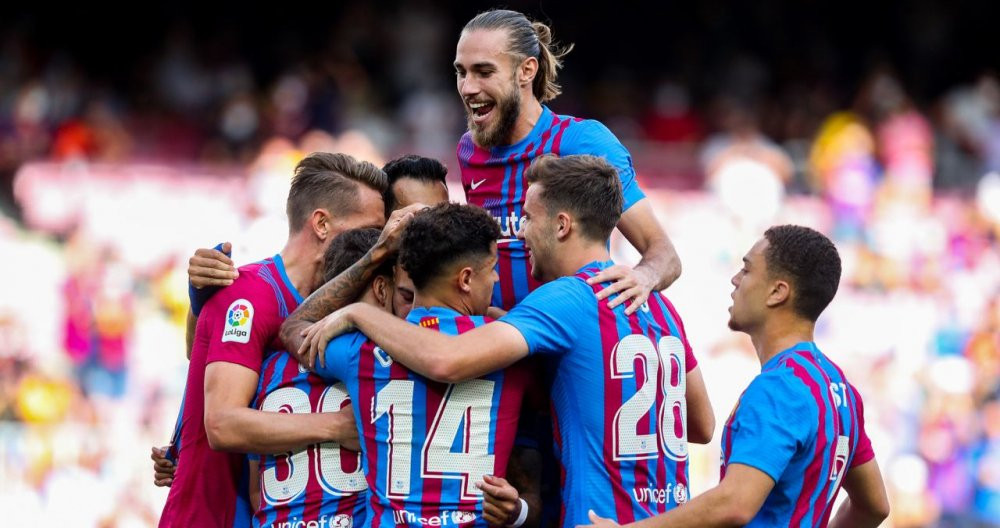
[525,154,622,242]
[463,9,573,103]
[399,203,500,290]
[763,225,842,322]
[287,152,389,232]
[322,228,394,283]
[383,155,448,213]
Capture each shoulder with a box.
[530,275,595,302]
[559,116,622,151]
[326,329,370,353]
[744,365,814,408]
[200,269,275,317]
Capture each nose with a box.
[515,222,525,240]
[730,272,740,287]
[459,75,479,97]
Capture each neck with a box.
[507,97,543,145]
[749,315,815,367]
[411,287,474,317]
[550,239,610,281]
[279,231,321,299]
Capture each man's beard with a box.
[468,84,520,149]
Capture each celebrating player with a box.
[158,153,387,528]
[455,9,681,312]
[313,203,535,527]
[309,155,714,527]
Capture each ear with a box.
[554,211,572,241]
[457,266,474,294]
[765,280,791,308]
[309,209,332,242]
[372,275,391,307]
[519,56,538,87]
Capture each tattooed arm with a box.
[279,204,423,360]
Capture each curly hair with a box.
[399,203,500,290]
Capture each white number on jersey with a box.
[611,335,688,462]
[259,384,365,506]
[373,378,499,498]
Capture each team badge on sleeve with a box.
[222,299,254,343]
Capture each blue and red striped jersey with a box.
[458,106,646,310]
[720,342,875,527]
[316,306,528,528]
[499,260,699,527]
[251,351,367,528]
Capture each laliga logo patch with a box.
[331,514,353,528]
[222,299,254,343]
[673,483,688,504]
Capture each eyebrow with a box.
[454,61,498,70]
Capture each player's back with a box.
[252,351,366,528]
[160,255,303,528]
[720,342,874,528]
[499,260,699,527]
[458,106,645,310]
[317,306,528,528]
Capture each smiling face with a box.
[455,29,523,148]
[728,238,774,333]
[519,183,558,282]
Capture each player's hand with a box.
[329,404,360,452]
[375,203,426,254]
[586,264,655,315]
[577,510,620,528]
[477,474,520,527]
[298,306,356,370]
[188,242,238,288]
[151,446,176,487]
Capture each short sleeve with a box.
[726,374,816,483]
[201,276,279,374]
[562,120,646,211]
[849,384,875,468]
[315,331,368,383]
[499,278,593,356]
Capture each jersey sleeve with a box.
[200,275,278,374]
[562,119,646,211]
[188,242,229,316]
[315,331,368,383]
[848,384,875,468]
[499,277,592,356]
[725,373,816,483]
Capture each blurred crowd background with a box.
[0,1,998,526]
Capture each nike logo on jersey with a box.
[470,178,487,190]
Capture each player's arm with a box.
[685,364,715,444]
[587,199,682,315]
[203,361,357,454]
[828,459,890,528]
[321,303,529,383]
[585,463,775,528]
[280,204,423,355]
